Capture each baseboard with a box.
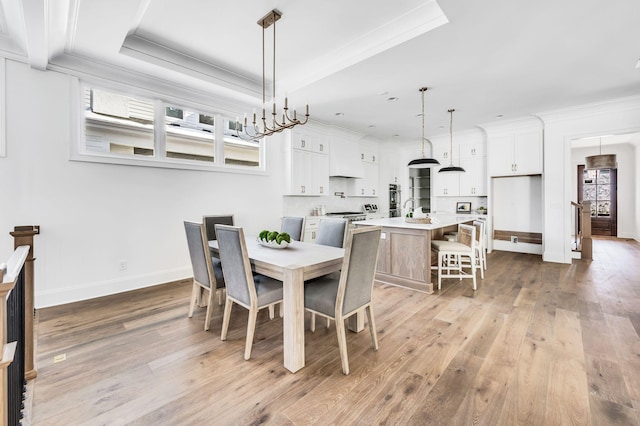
[35,266,192,308]
[617,232,640,242]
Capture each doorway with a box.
[577,165,617,236]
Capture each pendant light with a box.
[408,87,440,168]
[585,137,617,170]
[438,109,465,173]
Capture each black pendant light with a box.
[585,137,617,170]
[408,87,440,168]
[438,108,465,173]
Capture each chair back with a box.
[316,218,348,248]
[472,220,485,246]
[281,216,305,241]
[457,224,477,250]
[214,225,256,307]
[184,221,216,289]
[337,226,382,316]
[203,214,234,241]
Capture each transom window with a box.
[77,84,263,172]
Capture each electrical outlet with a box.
[119,260,128,271]
[511,236,518,244]
[53,353,66,363]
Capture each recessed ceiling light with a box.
[334,112,344,116]
[392,134,400,137]
[496,114,504,118]
[367,124,376,128]
[439,126,445,128]
[387,97,399,102]
[416,113,423,117]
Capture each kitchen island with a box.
[354,215,475,293]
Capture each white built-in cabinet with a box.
[303,217,319,243]
[487,129,542,176]
[286,129,330,196]
[348,141,379,197]
[433,133,487,197]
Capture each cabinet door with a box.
[433,143,452,164]
[330,136,363,177]
[360,143,379,164]
[434,169,459,196]
[291,130,315,151]
[514,131,542,175]
[290,150,312,195]
[364,161,379,196]
[312,153,329,195]
[488,135,515,177]
[459,157,487,196]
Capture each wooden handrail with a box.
[9,226,39,380]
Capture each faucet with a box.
[402,197,416,211]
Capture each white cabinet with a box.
[286,130,330,196]
[434,170,459,196]
[488,130,542,176]
[348,142,379,197]
[303,217,320,243]
[291,129,328,154]
[433,137,486,197]
[459,157,487,196]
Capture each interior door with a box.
[577,165,617,236]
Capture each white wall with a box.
[571,143,637,239]
[0,59,285,307]
[539,96,640,263]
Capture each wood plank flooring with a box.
[29,237,640,425]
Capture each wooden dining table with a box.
[210,237,353,373]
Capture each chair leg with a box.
[279,302,284,318]
[310,312,316,332]
[335,317,350,375]
[188,283,198,318]
[326,318,331,328]
[268,304,275,320]
[221,298,233,341]
[244,308,258,360]
[218,288,224,306]
[204,287,215,331]
[470,255,477,291]
[365,306,379,351]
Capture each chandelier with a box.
[407,87,440,168]
[438,109,466,173]
[236,9,309,141]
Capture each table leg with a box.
[283,267,305,373]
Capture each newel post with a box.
[9,226,39,380]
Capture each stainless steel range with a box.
[325,211,367,224]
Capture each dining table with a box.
[210,237,361,373]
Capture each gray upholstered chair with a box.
[281,216,305,241]
[203,214,234,242]
[315,218,348,248]
[304,225,382,375]
[184,221,225,331]
[215,224,283,360]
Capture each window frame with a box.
[70,77,267,174]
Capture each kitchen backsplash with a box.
[434,197,488,214]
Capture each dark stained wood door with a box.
[577,165,617,236]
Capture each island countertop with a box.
[356,215,477,230]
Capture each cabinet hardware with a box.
[319,144,324,152]
[320,186,324,194]
[372,155,376,162]
[301,185,305,193]
[361,153,364,160]
[301,139,306,148]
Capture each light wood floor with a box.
[30,238,640,425]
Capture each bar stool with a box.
[431,224,478,290]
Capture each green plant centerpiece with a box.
[258,230,291,248]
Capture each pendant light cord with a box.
[448,108,455,166]
[421,89,426,158]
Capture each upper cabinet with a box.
[348,141,379,197]
[432,130,487,197]
[285,128,330,196]
[485,120,542,177]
